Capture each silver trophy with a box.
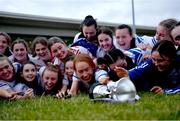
[89,77,138,102]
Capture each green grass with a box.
[0,92,179,120]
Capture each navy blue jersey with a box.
[71,38,98,57]
[129,59,180,92]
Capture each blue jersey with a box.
[135,35,157,47]
[0,80,29,95]
[128,59,180,92]
[71,38,98,57]
[164,86,180,94]
[113,36,144,65]
[124,48,144,65]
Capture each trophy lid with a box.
[111,77,136,102]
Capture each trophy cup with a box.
[89,77,137,102]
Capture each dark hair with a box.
[97,49,125,65]
[0,32,11,45]
[97,27,113,40]
[0,32,12,56]
[31,36,48,57]
[151,40,177,60]
[20,61,36,72]
[116,24,133,36]
[64,55,75,65]
[171,21,180,31]
[17,61,37,84]
[48,36,65,50]
[85,15,94,19]
[175,21,180,26]
[80,15,97,32]
[170,21,180,41]
[97,49,135,70]
[115,24,136,48]
[11,38,29,52]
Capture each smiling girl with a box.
[9,38,39,65]
[19,61,43,95]
[48,36,93,74]
[0,54,34,100]
[31,37,52,66]
[69,54,109,95]
[39,63,62,95]
[96,27,115,57]
[126,40,180,94]
[0,32,12,56]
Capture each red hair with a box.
[73,54,95,71]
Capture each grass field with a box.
[0,92,179,120]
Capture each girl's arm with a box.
[0,88,17,99]
[17,88,34,99]
[0,89,31,100]
[128,59,152,81]
[69,80,79,96]
[69,72,81,96]
[60,85,68,93]
[151,86,180,94]
[95,69,110,85]
[56,85,68,98]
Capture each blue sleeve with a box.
[12,62,22,73]
[71,38,98,57]
[128,59,153,81]
[95,69,108,82]
[127,48,144,65]
[0,81,12,91]
[135,35,144,44]
[164,86,180,94]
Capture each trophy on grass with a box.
[89,77,139,103]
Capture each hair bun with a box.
[85,15,94,20]
[97,57,107,65]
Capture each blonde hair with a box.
[0,54,8,61]
[41,62,62,91]
[45,62,59,73]
[159,18,178,32]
